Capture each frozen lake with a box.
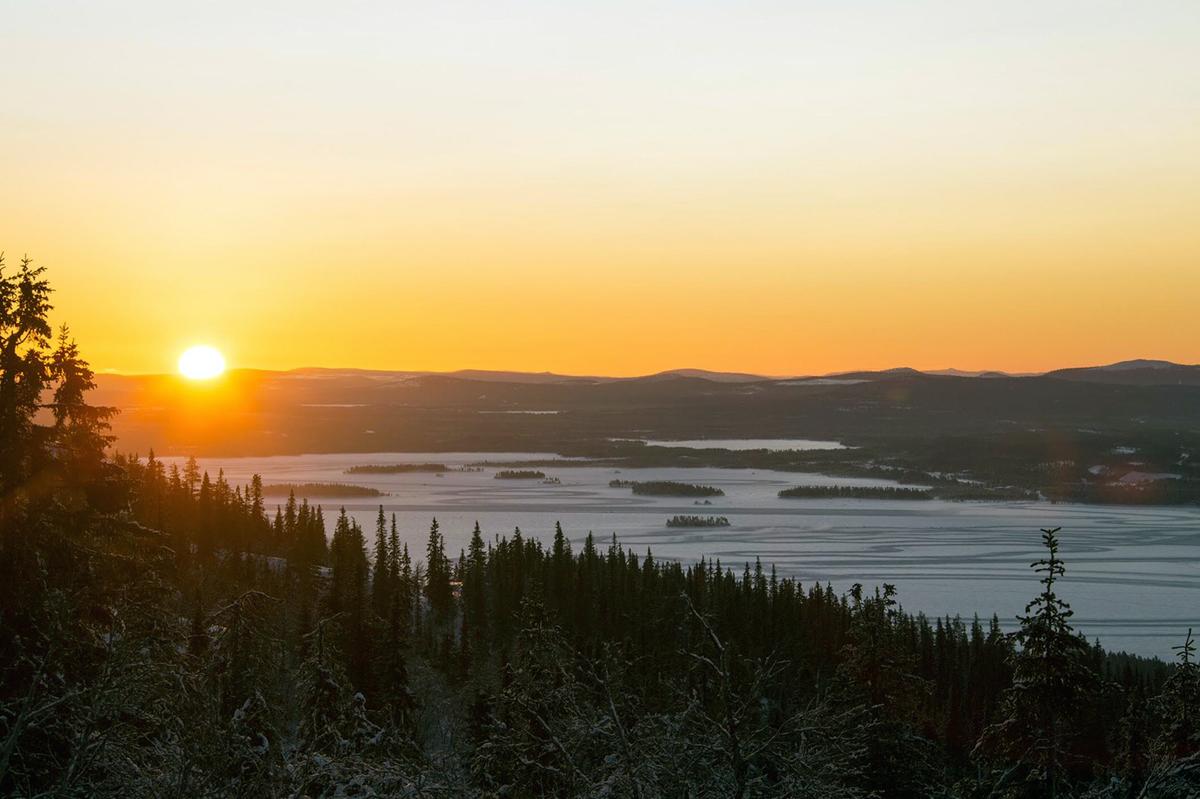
[638,438,848,451]
[168,451,1200,659]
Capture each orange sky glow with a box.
[3,2,1198,376]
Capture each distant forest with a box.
[666,515,730,528]
[262,482,385,498]
[3,260,1199,796]
[346,463,449,474]
[610,479,726,497]
[779,485,932,500]
[494,469,546,480]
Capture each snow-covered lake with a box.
[168,451,1200,659]
[617,438,847,451]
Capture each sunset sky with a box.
[3,1,1198,376]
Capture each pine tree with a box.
[284,490,298,546]
[397,540,414,638]
[387,515,401,596]
[837,583,934,797]
[463,521,488,644]
[1134,628,1200,795]
[197,471,214,559]
[377,609,417,733]
[975,527,1098,797]
[327,509,357,615]
[425,518,452,621]
[0,256,54,496]
[325,510,374,693]
[184,455,201,496]
[371,506,391,617]
[248,474,267,546]
[1151,629,1200,763]
[47,326,115,480]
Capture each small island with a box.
[495,470,547,480]
[778,485,931,500]
[346,463,448,474]
[262,482,385,498]
[609,479,725,497]
[666,515,730,528]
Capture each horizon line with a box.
[95,357,1195,381]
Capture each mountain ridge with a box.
[96,358,1199,388]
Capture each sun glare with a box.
[178,345,226,380]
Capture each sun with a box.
[178,345,226,380]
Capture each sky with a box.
[2,0,1198,376]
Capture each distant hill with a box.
[94,361,1200,403]
[824,367,925,381]
[639,368,769,383]
[92,358,1200,456]
[1044,359,1200,386]
[446,369,600,384]
[925,368,1023,378]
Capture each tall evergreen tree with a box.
[0,255,53,497]
[1152,628,1200,763]
[425,518,452,621]
[387,514,401,595]
[371,505,391,617]
[47,327,115,480]
[975,527,1098,797]
[464,522,488,638]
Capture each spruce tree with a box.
[0,255,53,496]
[975,528,1098,797]
[424,518,452,621]
[387,515,401,597]
[371,506,391,617]
[464,521,488,644]
[47,326,115,484]
[1152,629,1200,763]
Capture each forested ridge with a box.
[3,261,1200,797]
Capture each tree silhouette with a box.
[975,527,1098,797]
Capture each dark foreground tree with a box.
[974,527,1100,797]
[1130,629,1200,797]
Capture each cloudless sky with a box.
[2,1,1198,375]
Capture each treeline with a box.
[852,433,1200,506]
[346,463,449,474]
[776,482,1039,502]
[779,485,932,500]
[494,469,545,479]
[3,260,1200,797]
[666,514,730,527]
[585,436,1197,506]
[262,482,385,497]
[932,483,1039,501]
[610,479,725,497]
[1046,479,1200,505]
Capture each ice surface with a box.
[637,438,847,451]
